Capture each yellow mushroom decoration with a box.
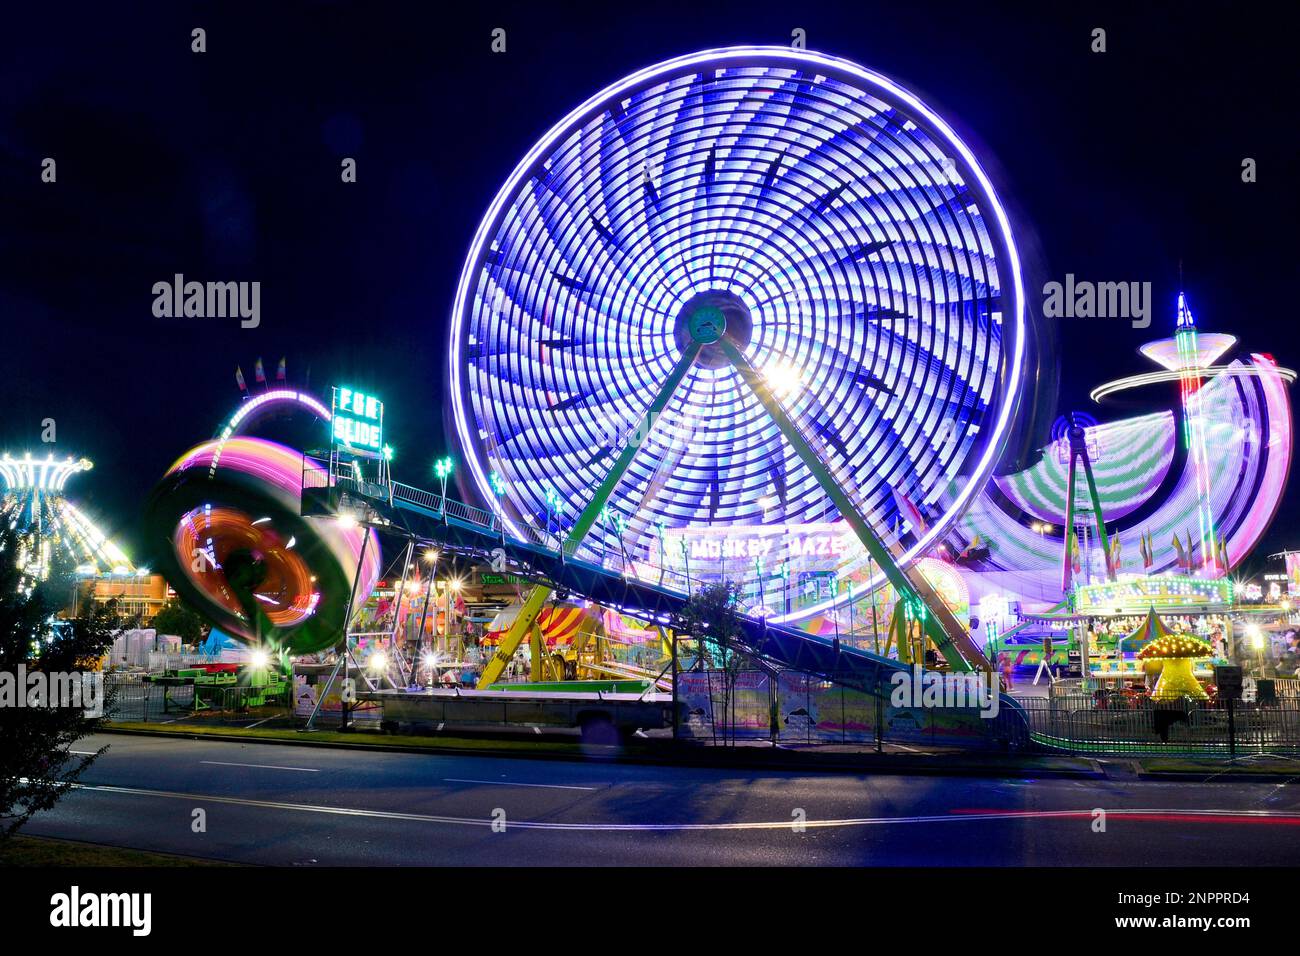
[1138,633,1213,701]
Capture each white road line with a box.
[443,777,597,792]
[39,780,1300,832]
[200,760,319,773]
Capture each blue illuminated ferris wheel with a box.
[450,47,1026,623]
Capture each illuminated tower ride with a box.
[1170,291,1216,574]
[1146,292,1228,574]
[0,452,133,585]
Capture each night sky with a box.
[1,2,1296,572]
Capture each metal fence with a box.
[104,677,292,724]
[1015,694,1300,755]
[99,669,1300,756]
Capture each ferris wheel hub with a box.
[673,289,753,368]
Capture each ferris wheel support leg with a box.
[717,338,986,673]
[476,342,704,689]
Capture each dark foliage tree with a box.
[672,581,748,745]
[0,524,126,838]
[152,598,206,646]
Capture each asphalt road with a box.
[22,733,1300,866]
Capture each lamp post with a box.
[599,505,612,561]
[847,579,856,640]
[411,548,438,686]
[613,511,629,571]
[654,518,668,586]
[489,470,507,539]
[447,572,462,661]
[434,456,455,500]
[544,486,562,539]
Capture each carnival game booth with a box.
[1026,576,1232,679]
[483,603,670,688]
[1090,606,1221,683]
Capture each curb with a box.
[99,725,1105,779]
[1136,769,1300,782]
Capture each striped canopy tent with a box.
[1117,606,1176,654]
[483,603,590,648]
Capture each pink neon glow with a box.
[1223,354,1292,567]
[225,389,331,433]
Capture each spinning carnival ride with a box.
[452,46,1026,676]
[1,453,134,586]
[144,388,380,654]
[953,294,1293,602]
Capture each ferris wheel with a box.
[451,47,1025,623]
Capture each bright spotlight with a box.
[369,651,388,671]
[250,649,270,669]
[763,360,804,400]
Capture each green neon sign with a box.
[332,386,384,455]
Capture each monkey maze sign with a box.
[330,386,384,456]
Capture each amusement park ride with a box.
[138,47,1293,717]
[0,453,135,584]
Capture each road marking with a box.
[200,760,320,773]
[38,781,1300,832]
[443,777,597,792]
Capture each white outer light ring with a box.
[449,45,1026,615]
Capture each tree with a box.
[152,598,206,646]
[0,524,126,838]
[672,581,748,745]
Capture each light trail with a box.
[1090,364,1297,403]
[41,780,1300,832]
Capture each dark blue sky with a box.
[1,1,1296,570]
